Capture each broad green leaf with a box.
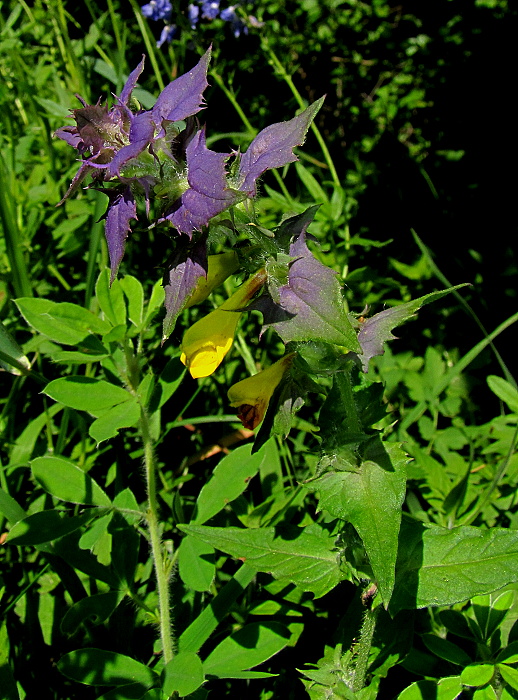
[180,523,342,598]
[6,510,96,545]
[162,652,204,696]
[487,375,518,413]
[0,489,26,525]
[52,531,118,587]
[460,664,495,686]
[390,522,518,614]
[484,590,515,640]
[203,622,290,677]
[0,318,30,375]
[112,488,142,526]
[439,610,474,640]
[305,440,407,605]
[421,634,472,667]
[498,663,518,690]
[96,269,126,328]
[143,279,165,327]
[473,686,498,700]
[58,648,158,687]
[31,456,111,506]
[89,398,140,444]
[397,677,463,700]
[193,443,267,524]
[44,376,131,416]
[96,684,152,700]
[14,297,110,344]
[61,591,125,636]
[178,536,215,592]
[148,357,185,412]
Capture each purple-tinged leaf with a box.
[104,187,137,283]
[357,284,471,372]
[57,151,112,205]
[119,56,145,106]
[238,97,324,197]
[106,112,155,178]
[152,47,211,125]
[165,129,237,235]
[259,209,360,350]
[163,238,208,340]
[54,126,83,150]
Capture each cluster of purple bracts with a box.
[55,48,324,338]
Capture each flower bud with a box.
[227,352,296,429]
[185,252,240,309]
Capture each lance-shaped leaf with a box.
[238,97,325,196]
[258,209,360,350]
[152,47,211,125]
[180,523,343,598]
[163,237,208,340]
[357,284,470,372]
[118,55,145,106]
[165,129,236,235]
[104,186,137,282]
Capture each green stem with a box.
[262,40,341,189]
[352,606,379,692]
[140,406,174,663]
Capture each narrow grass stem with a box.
[140,406,174,663]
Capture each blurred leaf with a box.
[14,298,110,344]
[488,375,518,413]
[31,456,111,506]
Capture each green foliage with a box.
[0,0,516,698]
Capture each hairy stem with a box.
[140,406,174,663]
[352,605,379,692]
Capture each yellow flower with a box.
[185,252,240,308]
[227,352,297,429]
[180,269,266,379]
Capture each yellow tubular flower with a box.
[185,252,240,308]
[180,269,266,379]
[227,352,297,430]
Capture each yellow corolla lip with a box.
[180,269,266,379]
[227,352,296,429]
[185,252,240,309]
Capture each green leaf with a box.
[473,686,498,700]
[44,376,131,416]
[390,522,518,614]
[484,590,515,640]
[6,510,96,545]
[487,375,518,413]
[96,269,127,328]
[9,404,63,465]
[496,641,518,664]
[180,524,342,598]
[148,357,185,412]
[119,275,144,329]
[193,443,267,524]
[305,440,407,605]
[31,456,111,506]
[89,399,140,444]
[0,318,30,375]
[57,648,158,687]
[143,279,165,327]
[14,298,110,345]
[397,677,463,700]
[96,684,152,700]
[61,591,125,636]
[421,634,472,666]
[203,622,290,677]
[460,664,495,687]
[162,652,204,697]
[498,663,518,690]
[357,285,470,372]
[0,489,26,525]
[178,536,215,592]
